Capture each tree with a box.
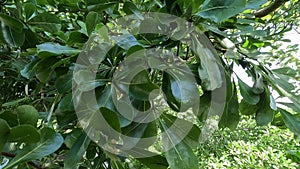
[0,0,299,168]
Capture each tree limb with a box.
[254,0,289,18]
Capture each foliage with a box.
[0,0,300,168]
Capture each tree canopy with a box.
[0,0,299,168]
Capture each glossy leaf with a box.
[8,125,40,143]
[24,3,36,21]
[161,122,199,169]
[86,0,119,12]
[4,127,64,169]
[55,73,73,94]
[129,70,159,101]
[1,22,25,47]
[0,119,10,152]
[123,1,142,18]
[0,110,18,127]
[196,0,247,23]
[58,93,74,112]
[137,155,169,169]
[238,77,260,105]
[64,132,91,168]
[0,13,24,32]
[245,0,267,9]
[86,11,99,36]
[280,109,300,136]
[162,71,199,112]
[28,12,61,33]
[37,42,81,58]
[255,89,274,126]
[219,80,240,130]
[162,114,201,148]
[239,99,257,115]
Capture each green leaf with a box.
[196,0,247,23]
[123,1,142,18]
[28,12,61,33]
[86,0,119,12]
[239,99,257,115]
[24,3,36,21]
[162,114,201,148]
[0,110,18,127]
[15,105,39,126]
[129,70,159,101]
[86,11,99,36]
[191,36,222,90]
[67,31,88,45]
[0,13,24,32]
[64,132,91,168]
[4,127,63,169]
[37,42,81,58]
[89,107,121,141]
[280,109,300,136]
[161,122,199,169]
[34,57,60,82]
[0,119,10,152]
[198,92,211,121]
[137,155,169,169]
[121,121,157,149]
[8,125,40,143]
[22,29,39,49]
[64,128,82,149]
[219,80,240,130]
[58,93,74,112]
[74,69,105,92]
[238,77,260,105]
[162,71,199,112]
[55,73,73,94]
[255,88,274,126]
[1,22,25,47]
[245,0,267,9]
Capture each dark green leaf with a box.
[162,114,201,148]
[123,1,142,18]
[255,89,274,126]
[238,77,260,105]
[161,122,199,169]
[4,127,63,169]
[137,155,169,169]
[219,80,240,130]
[8,125,40,143]
[239,99,257,115]
[245,0,267,9]
[0,110,18,127]
[55,73,73,94]
[58,93,74,112]
[129,70,159,101]
[0,119,10,152]
[162,71,199,112]
[86,0,119,12]
[24,3,36,21]
[1,22,25,47]
[64,132,91,168]
[86,11,99,36]
[280,109,300,136]
[37,42,80,58]
[196,0,247,23]
[0,13,24,32]
[28,12,61,33]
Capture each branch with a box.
[254,0,289,18]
